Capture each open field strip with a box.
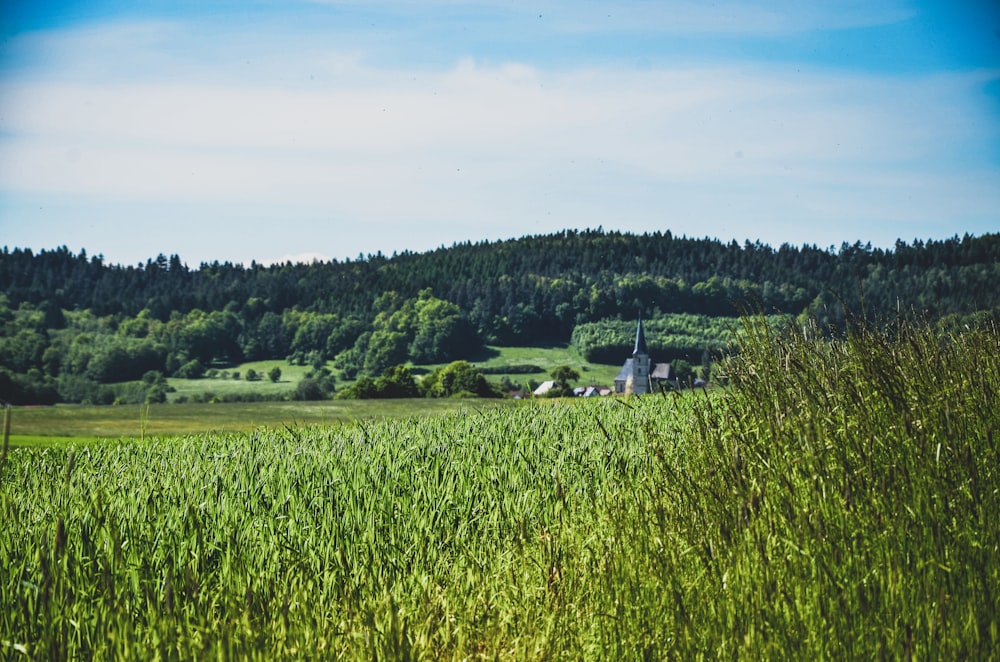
[163,346,621,404]
[4,399,524,445]
[1,319,997,659]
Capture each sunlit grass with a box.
[164,360,310,401]
[451,343,620,385]
[5,399,522,441]
[2,318,996,659]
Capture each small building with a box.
[614,317,676,394]
[533,380,558,397]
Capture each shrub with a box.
[477,364,543,375]
[421,361,502,398]
[294,378,326,401]
[174,359,206,379]
[337,365,419,399]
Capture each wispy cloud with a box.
[0,2,997,264]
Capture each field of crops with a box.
[4,398,522,446]
[2,318,998,659]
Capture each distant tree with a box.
[294,368,335,400]
[375,365,420,398]
[306,350,326,372]
[245,368,260,382]
[174,359,205,379]
[408,291,482,362]
[0,329,47,373]
[336,365,419,399]
[246,311,289,360]
[362,330,409,377]
[421,361,502,398]
[547,365,580,397]
[672,360,696,387]
[142,370,164,385]
[550,365,580,385]
[333,332,368,379]
[145,384,168,404]
[268,366,282,383]
[293,378,325,401]
[498,375,524,394]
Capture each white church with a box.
[613,317,676,395]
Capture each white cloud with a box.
[0,11,997,263]
[3,57,991,204]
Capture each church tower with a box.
[615,315,676,395]
[630,316,652,394]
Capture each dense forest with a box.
[2,229,998,404]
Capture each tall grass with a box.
[1,318,996,658]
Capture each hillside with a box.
[2,229,999,404]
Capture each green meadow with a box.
[158,345,618,405]
[469,343,620,384]
[5,343,615,445]
[4,399,521,446]
[164,360,313,402]
[1,318,997,659]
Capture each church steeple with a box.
[614,314,655,395]
[633,315,648,356]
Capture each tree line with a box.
[2,229,998,404]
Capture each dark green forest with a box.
[2,229,998,404]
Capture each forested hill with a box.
[3,229,999,404]
[5,230,1000,332]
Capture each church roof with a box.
[633,316,648,355]
[615,358,634,382]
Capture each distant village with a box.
[531,317,699,398]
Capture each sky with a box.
[0,1,998,267]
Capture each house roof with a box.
[533,380,557,396]
[650,363,674,380]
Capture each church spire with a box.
[633,315,648,356]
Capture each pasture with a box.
[1,318,997,659]
[162,345,619,404]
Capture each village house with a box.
[532,380,558,397]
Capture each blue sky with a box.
[1,1,998,266]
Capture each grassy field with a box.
[2,318,996,658]
[469,343,621,386]
[6,341,617,444]
[165,360,311,402]
[162,345,622,404]
[4,399,522,446]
